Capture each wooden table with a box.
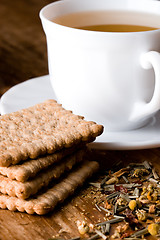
[0,1,160,239]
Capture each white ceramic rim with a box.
[40,0,160,36]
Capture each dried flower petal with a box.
[129,200,137,211]
[124,209,140,228]
[149,204,156,214]
[135,209,146,221]
[148,223,159,236]
[132,169,150,178]
[114,184,128,193]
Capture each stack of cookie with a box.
[0,100,103,214]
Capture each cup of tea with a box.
[40,0,160,131]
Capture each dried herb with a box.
[96,217,123,226]
[124,209,141,229]
[75,160,160,240]
[114,184,128,193]
[87,234,99,240]
[94,229,107,240]
[130,228,148,237]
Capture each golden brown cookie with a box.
[0,148,85,199]
[0,161,99,215]
[0,100,103,167]
[0,145,84,182]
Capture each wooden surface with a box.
[0,1,160,239]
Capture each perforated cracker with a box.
[0,148,85,199]
[0,100,103,167]
[0,145,84,182]
[0,161,99,215]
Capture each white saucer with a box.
[1,75,160,150]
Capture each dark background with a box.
[0,0,57,97]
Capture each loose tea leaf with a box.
[74,160,160,240]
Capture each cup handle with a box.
[130,51,160,122]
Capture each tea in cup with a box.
[40,0,160,131]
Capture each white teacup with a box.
[40,0,160,131]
